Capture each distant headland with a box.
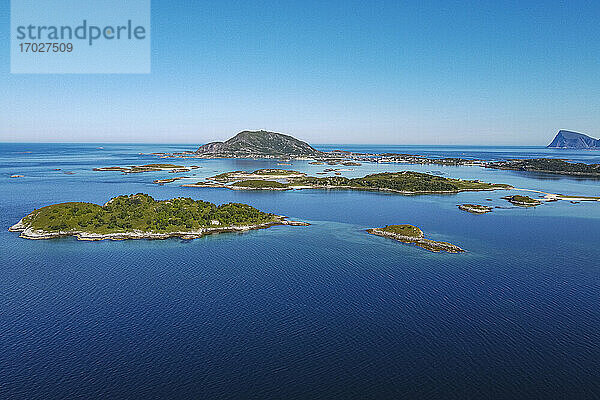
[547,130,600,149]
[195,130,322,157]
[141,129,600,179]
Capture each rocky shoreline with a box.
[181,183,291,191]
[367,227,465,253]
[9,216,309,241]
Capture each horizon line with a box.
[0,141,550,147]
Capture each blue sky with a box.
[1,0,599,144]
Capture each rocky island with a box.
[183,169,511,194]
[292,172,510,193]
[212,169,306,182]
[94,164,199,174]
[458,204,493,214]
[153,177,189,184]
[9,194,308,241]
[503,195,542,206]
[195,130,322,158]
[547,130,600,149]
[230,180,290,190]
[367,224,464,253]
[485,158,600,177]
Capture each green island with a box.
[504,195,542,206]
[8,193,308,241]
[211,169,306,182]
[230,180,289,189]
[153,176,188,184]
[505,189,600,203]
[182,169,511,194]
[292,172,509,192]
[94,164,199,174]
[367,224,464,253]
[193,130,322,158]
[458,204,493,214]
[486,158,600,177]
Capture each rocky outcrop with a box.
[367,227,464,253]
[458,204,493,214]
[547,130,600,149]
[9,216,309,241]
[196,130,322,157]
[485,158,600,177]
[503,195,542,206]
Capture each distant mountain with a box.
[196,130,322,157]
[547,130,600,149]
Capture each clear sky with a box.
[1,0,599,145]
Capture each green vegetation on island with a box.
[458,204,493,214]
[292,171,510,193]
[8,194,308,241]
[375,224,423,238]
[184,170,511,194]
[94,164,195,174]
[504,195,542,206]
[195,130,322,157]
[486,158,600,177]
[252,168,300,176]
[212,169,306,182]
[153,176,188,184]
[230,180,289,189]
[367,224,464,253]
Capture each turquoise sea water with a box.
[1,143,599,399]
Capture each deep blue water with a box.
[1,143,600,399]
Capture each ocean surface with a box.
[1,143,599,399]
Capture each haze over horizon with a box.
[2,1,599,145]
